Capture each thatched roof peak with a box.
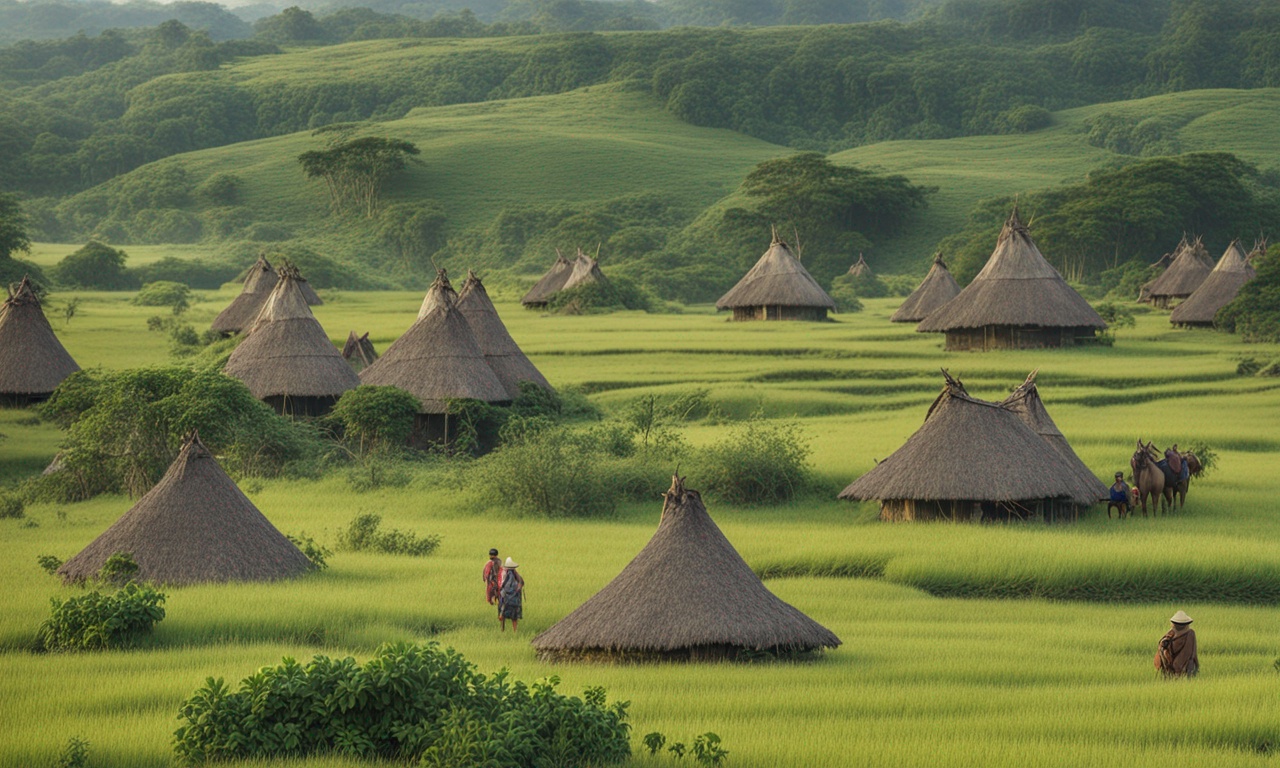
[1147,235,1214,299]
[341,331,377,371]
[916,209,1104,332]
[1000,371,1107,504]
[890,252,961,323]
[1247,238,1268,264]
[417,269,458,319]
[0,275,80,397]
[521,252,574,307]
[561,249,607,292]
[212,256,320,334]
[848,254,872,277]
[457,268,553,399]
[57,432,312,585]
[1169,239,1258,326]
[716,235,837,311]
[531,474,840,658]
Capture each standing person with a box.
[1154,610,1199,677]
[498,557,524,633]
[482,548,502,605]
[1108,472,1131,517]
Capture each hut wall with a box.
[1,392,52,407]
[730,305,829,322]
[263,394,341,418]
[536,643,822,663]
[944,326,1099,351]
[881,498,1083,523]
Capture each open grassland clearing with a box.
[2,295,1279,766]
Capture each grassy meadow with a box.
[2,291,1280,767]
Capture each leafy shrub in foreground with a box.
[698,415,812,505]
[336,513,440,556]
[57,736,90,768]
[474,423,615,517]
[36,582,166,652]
[172,642,631,766]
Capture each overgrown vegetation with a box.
[50,241,136,290]
[336,513,441,557]
[36,582,166,652]
[698,415,812,505]
[1216,247,1280,341]
[172,642,631,766]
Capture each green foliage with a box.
[130,257,239,290]
[1093,302,1136,329]
[36,582,166,652]
[509,380,563,420]
[99,551,140,586]
[1236,358,1264,376]
[547,276,651,314]
[51,241,137,290]
[172,642,631,765]
[474,422,616,517]
[996,105,1053,134]
[691,732,729,765]
[37,554,63,576]
[133,280,191,313]
[331,385,421,456]
[826,278,865,313]
[298,135,421,218]
[0,192,31,262]
[1099,259,1159,301]
[286,534,331,571]
[644,732,666,755]
[56,736,90,768]
[377,201,449,270]
[698,415,811,505]
[336,513,441,557]
[0,492,23,519]
[1183,442,1218,478]
[1216,249,1280,341]
[194,172,241,206]
[1083,112,1183,156]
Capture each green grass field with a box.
[2,293,1279,767]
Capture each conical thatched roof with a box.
[532,475,841,658]
[341,331,377,372]
[296,273,323,305]
[839,372,1081,503]
[916,210,1104,332]
[57,433,312,585]
[359,270,509,412]
[457,270,552,399]
[223,266,359,400]
[0,277,80,397]
[890,253,961,323]
[848,254,872,277]
[716,235,837,311]
[561,249,607,291]
[1146,236,1214,300]
[1170,240,1256,326]
[211,257,278,335]
[521,252,573,307]
[1000,371,1106,504]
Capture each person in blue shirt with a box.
[1108,472,1131,518]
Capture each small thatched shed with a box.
[212,257,321,335]
[1145,236,1213,308]
[838,372,1086,522]
[716,233,837,322]
[1000,371,1107,507]
[521,252,574,308]
[223,266,358,416]
[532,475,841,661]
[0,277,80,405]
[847,254,872,278]
[916,210,1105,350]
[359,270,509,444]
[341,331,378,372]
[890,253,961,323]
[457,270,552,400]
[1170,240,1256,327]
[561,249,608,292]
[57,433,312,585]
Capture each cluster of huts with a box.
[1145,235,1263,326]
[520,248,607,309]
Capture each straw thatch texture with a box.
[359,270,509,413]
[890,253,961,323]
[716,236,836,318]
[457,271,552,399]
[297,275,323,305]
[561,250,608,291]
[341,331,378,372]
[916,211,1104,348]
[848,254,872,277]
[1169,240,1256,326]
[0,277,80,402]
[211,257,278,335]
[521,253,573,307]
[1146,236,1213,306]
[532,475,841,660]
[1000,371,1106,504]
[223,268,359,412]
[839,373,1081,507]
[57,434,312,585]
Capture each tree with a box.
[0,192,31,260]
[51,240,137,290]
[298,136,420,218]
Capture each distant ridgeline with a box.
[3,0,1280,199]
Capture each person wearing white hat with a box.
[1154,610,1198,677]
[498,557,525,633]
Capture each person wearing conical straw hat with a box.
[498,557,525,633]
[1154,611,1198,677]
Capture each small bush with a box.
[1237,358,1264,376]
[336,513,440,556]
[38,554,64,576]
[133,280,191,312]
[52,240,137,290]
[0,492,24,519]
[826,278,864,313]
[287,534,330,570]
[36,582,166,652]
[57,736,90,768]
[474,426,615,517]
[99,551,139,585]
[1184,442,1218,478]
[331,385,421,456]
[997,104,1052,133]
[698,415,811,505]
[1094,302,1136,329]
[1259,362,1280,378]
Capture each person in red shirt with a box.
[482,548,502,605]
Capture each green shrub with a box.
[826,279,863,313]
[0,492,24,519]
[37,554,63,576]
[173,642,630,766]
[331,385,420,456]
[194,172,241,206]
[286,533,330,570]
[336,513,440,557]
[99,551,139,585]
[133,280,191,312]
[1184,442,1218,478]
[52,240,138,290]
[36,582,166,652]
[1235,358,1264,376]
[474,425,615,517]
[997,104,1052,133]
[698,415,811,505]
[1093,302,1136,329]
[57,736,90,768]
[130,257,239,289]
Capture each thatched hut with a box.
[211,257,321,335]
[847,254,872,278]
[1145,236,1213,308]
[341,331,378,372]
[716,234,837,322]
[561,249,608,292]
[359,270,509,444]
[532,475,841,661]
[223,266,358,416]
[890,253,961,323]
[57,433,312,585]
[1170,240,1257,327]
[915,210,1105,350]
[1000,371,1107,507]
[457,271,552,400]
[0,277,80,406]
[521,252,573,309]
[838,372,1087,522]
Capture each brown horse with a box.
[1131,440,1171,516]
[1164,444,1191,509]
